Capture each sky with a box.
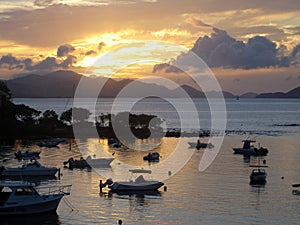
[0,0,299,94]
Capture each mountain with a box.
[256,86,300,98]
[240,92,258,98]
[4,70,236,98]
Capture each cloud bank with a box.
[154,28,299,72]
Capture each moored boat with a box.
[0,159,58,177]
[249,158,268,185]
[188,140,214,149]
[14,150,41,159]
[143,152,160,161]
[63,156,114,169]
[233,139,268,156]
[0,181,71,216]
[101,169,164,192]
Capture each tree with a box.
[13,104,41,122]
[0,81,11,97]
[60,108,72,125]
[39,110,59,125]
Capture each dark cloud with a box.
[286,44,300,66]
[0,54,33,70]
[98,42,106,51]
[154,28,295,72]
[85,50,97,56]
[57,44,75,57]
[186,18,211,28]
[0,53,76,72]
[59,55,77,68]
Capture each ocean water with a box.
[1,136,300,225]
[12,98,300,136]
[1,98,300,225]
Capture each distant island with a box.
[3,70,300,98]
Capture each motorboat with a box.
[38,138,66,148]
[15,150,40,159]
[0,181,71,215]
[101,169,164,192]
[188,140,214,149]
[292,183,300,195]
[85,156,114,168]
[250,168,267,184]
[143,152,160,161]
[249,158,268,185]
[0,159,59,177]
[233,139,268,156]
[64,156,114,169]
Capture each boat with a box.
[38,138,66,148]
[188,139,214,149]
[63,156,114,169]
[292,183,300,195]
[14,150,40,159]
[101,169,164,192]
[249,158,268,185]
[85,156,114,168]
[0,159,59,177]
[0,181,71,216]
[250,168,267,184]
[143,152,160,161]
[232,139,268,156]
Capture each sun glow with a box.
[77,41,186,78]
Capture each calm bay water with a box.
[12,98,300,136]
[1,98,300,225]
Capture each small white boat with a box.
[233,139,268,156]
[0,181,71,215]
[85,156,114,168]
[102,169,164,192]
[0,159,58,177]
[14,150,41,159]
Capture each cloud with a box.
[186,18,212,28]
[59,55,77,68]
[85,50,97,56]
[34,0,56,7]
[98,42,106,51]
[0,54,33,70]
[0,53,76,73]
[57,44,75,57]
[154,28,295,72]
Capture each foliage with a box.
[60,108,72,125]
[0,81,11,98]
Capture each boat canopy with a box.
[0,181,34,188]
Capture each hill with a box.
[256,86,300,98]
[5,70,236,99]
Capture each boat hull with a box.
[1,168,58,177]
[109,181,164,192]
[250,173,267,184]
[86,158,114,168]
[0,195,63,216]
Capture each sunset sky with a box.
[0,0,300,94]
